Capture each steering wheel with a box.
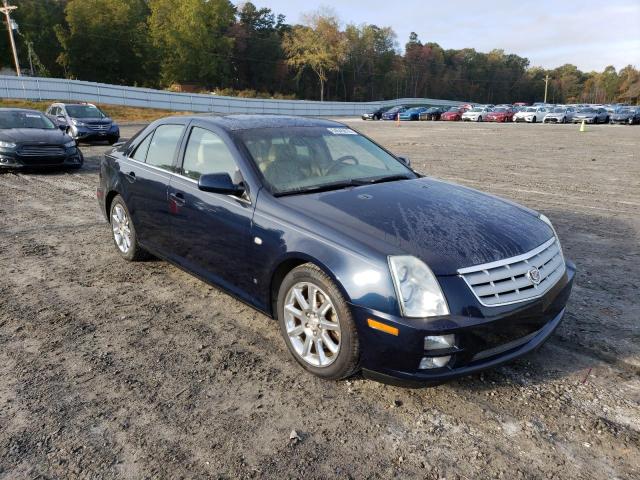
[326,155,359,175]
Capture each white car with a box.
[513,106,549,123]
[461,107,492,122]
[543,107,576,124]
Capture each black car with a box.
[361,106,391,121]
[610,107,640,125]
[419,107,444,121]
[46,102,120,144]
[98,114,575,386]
[0,108,83,170]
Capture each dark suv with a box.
[46,102,120,144]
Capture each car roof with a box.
[161,114,347,132]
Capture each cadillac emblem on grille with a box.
[527,267,542,285]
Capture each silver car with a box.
[572,107,610,124]
[543,107,576,124]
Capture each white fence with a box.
[0,75,462,116]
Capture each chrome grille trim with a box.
[86,123,110,131]
[458,237,565,307]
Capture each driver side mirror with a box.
[198,173,245,197]
[397,156,411,167]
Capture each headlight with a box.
[64,140,76,148]
[0,141,16,149]
[71,119,86,127]
[539,214,565,261]
[388,256,449,318]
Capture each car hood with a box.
[280,177,552,275]
[0,128,70,144]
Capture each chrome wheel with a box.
[284,282,341,367]
[112,204,131,254]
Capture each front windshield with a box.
[448,107,459,112]
[580,108,595,113]
[470,107,483,112]
[0,110,55,130]
[553,108,566,113]
[238,127,417,195]
[525,107,536,112]
[493,108,507,113]
[66,105,106,119]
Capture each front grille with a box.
[18,145,65,157]
[86,123,110,131]
[458,238,565,306]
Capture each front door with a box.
[168,125,255,301]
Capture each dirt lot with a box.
[0,120,638,480]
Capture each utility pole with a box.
[543,74,550,103]
[1,0,20,76]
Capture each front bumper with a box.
[351,260,575,386]
[0,148,83,169]
[572,117,595,124]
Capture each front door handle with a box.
[125,171,136,183]
[169,192,186,207]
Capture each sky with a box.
[244,0,640,72]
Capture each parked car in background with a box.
[46,102,120,144]
[485,107,515,123]
[419,107,445,121]
[513,102,529,107]
[382,106,407,120]
[0,108,83,169]
[399,106,428,121]
[572,107,609,124]
[98,114,575,385]
[609,107,640,125]
[441,106,466,121]
[513,106,549,123]
[543,107,576,124]
[362,106,391,121]
[462,106,492,122]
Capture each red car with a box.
[441,106,467,121]
[485,107,515,122]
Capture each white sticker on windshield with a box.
[327,128,357,135]
[25,114,41,118]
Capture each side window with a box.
[146,124,185,171]
[182,127,238,181]
[131,132,153,162]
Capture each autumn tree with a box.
[283,10,347,101]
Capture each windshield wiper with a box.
[365,174,412,185]
[275,179,368,197]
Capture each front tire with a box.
[477,116,482,122]
[109,195,148,261]
[277,263,359,380]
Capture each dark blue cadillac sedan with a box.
[97,115,575,386]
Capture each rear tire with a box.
[277,263,360,380]
[109,195,149,262]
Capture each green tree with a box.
[56,0,153,85]
[283,10,347,101]
[148,0,236,87]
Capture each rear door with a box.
[118,122,186,257]
[167,123,256,301]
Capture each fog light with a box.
[424,334,455,351]
[419,355,451,369]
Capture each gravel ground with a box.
[0,119,638,480]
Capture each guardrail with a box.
[0,75,463,116]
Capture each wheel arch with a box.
[105,190,120,222]
[268,253,351,319]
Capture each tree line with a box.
[1,0,638,105]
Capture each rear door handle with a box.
[125,171,136,182]
[169,192,185,207]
